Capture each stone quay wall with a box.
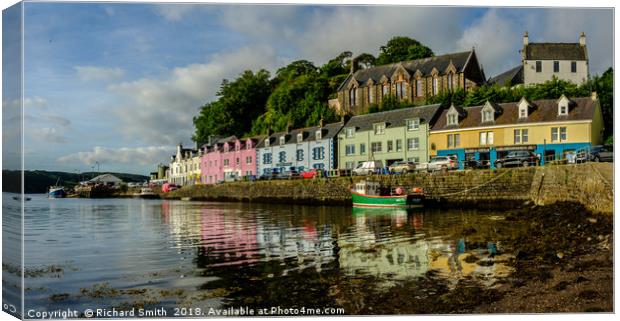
[162,163,613,214]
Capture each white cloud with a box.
[75,66,125,82]
[153,4,199,22]
[57,146,175,166]
[31,127,68,144]
[108,45,281,145]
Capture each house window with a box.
[522,129,528,143]
[432,77,438,95]
[553,61,559,73]
[514,129,521,144]
[536,61,542,72]
[315,130,322,140]
[297,133,303,143]
[447,134,460,148]
[374,123,386,135]
[280,136,286,145]
[396,82,407,100]
[560,127,567,141]
[559,105,567,115]
[369,86,375,104]
[396,139,402,152]
[447,73,454,91]
[263,153,272,164]
[345,161,356,169]
[387,140,393,152]
[480,132,487,145]
[246,156,252,164]
[416,79,423,97]
[382,83,389,97]
[278,151,286,163]
[519,107,527,118]
[488,132,494,145]
[236,158,240,166]
[223,159,229,166]
[407,119,420,131]
[483,110,493,122]
[345,127,355,138]
[345,144,356,156]
[407,138,419,150]
[312,147,325,160]
[551,127,558,142]
[296,149,304,161]
[447,113,458,126]
[571,61,577,73]
[265,138,270,147]
[371,142,382,153]
[349,87,357,106]
[360,143,366,155]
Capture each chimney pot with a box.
[579,32,586,46]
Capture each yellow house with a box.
[429,93,603,168]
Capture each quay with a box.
[160,163,613,214]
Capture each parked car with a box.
[388,161,416,174]
[259,168,279,180]
[464,158,491,169]
[300,168,324,179]
[494,151,539,169]
[425,156,458,172]
[352,161,384,176]
[276,167,301,180]
[576,145,613,163]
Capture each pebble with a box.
[588,218,598,223]
[556,252,564,259]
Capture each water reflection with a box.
[17,195,523,313]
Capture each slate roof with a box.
[255,121,345,148]
[487,65,524,86]
[343,104,443,132]
[431,97,597,131]
[524,43,587,61]
[338,50,474,91]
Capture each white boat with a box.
[134,187,159,199]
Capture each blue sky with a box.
[2,2,613,175]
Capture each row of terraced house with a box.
[165,32,602,185]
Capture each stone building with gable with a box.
[335,49,486,115]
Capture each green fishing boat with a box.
[351,180,424,208]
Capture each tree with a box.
[192,69,272,143]
[376,36,434,65]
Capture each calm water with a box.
[3,193,522,316]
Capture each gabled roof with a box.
[431,96,597,131]
[255,121,345,148]
[343,104,443,132]
[338,50,474,91]
[524,43,587,61]
[487,65,524,87]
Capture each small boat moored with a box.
[351,180,424,208]
[48,179,67,198]
[134,187,160,199]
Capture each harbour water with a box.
[3,193,526,316]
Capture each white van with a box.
[352,160,384,176]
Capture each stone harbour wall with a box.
[162,163,613,214]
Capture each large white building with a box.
[168,144,201,186]
[488,32,589,87]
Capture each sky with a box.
[1,1,614,175]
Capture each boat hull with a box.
[48,188,66,198]
[351,192,424,208]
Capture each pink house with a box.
[201,135,263,184]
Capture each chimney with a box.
[319,118,324,128]
[350,57,357,74]
[579,32,586,46]
[340,114,351,123]
[177,143,182,155]
[591,91,597,101]
[523,31,529,46]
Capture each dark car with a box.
[464,159,491,169]
[494,151,539,169]
[276,167,300,180]
[259,168,280,180]
[576,145,613,163]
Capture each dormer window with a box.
[406,119,420,131]
[447,113,458,126]
[297,133,303,143]
[483,110,493,122]
[315,130,322,140]
[374,122,386,135]
[519,108,527,118]
[280,136,286,145]
[558,95,570,116]
[265,138,270,147]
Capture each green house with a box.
[337,104,443,169]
